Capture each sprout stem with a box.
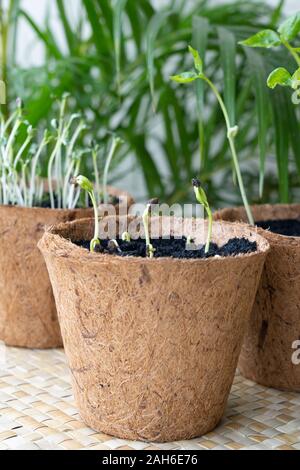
[282,40,300,67]
[201,76,254,226]
[122,231,131,242]
[142,202,155,258]
[71,175,100,252]
[92,147,100,206]
[192,178,213,254]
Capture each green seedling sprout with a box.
[170,46,254,226]
[122,231,131,242]
[71,175,101,253]
[91,140,101,205]
[142,198,158,258]
[239,12,300,96]
[107,239,122,254]
[192,178,212,254]
[0,96,89,209]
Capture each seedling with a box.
[71,176,101,253]
[192,178,212,254]
[107,239,122,254]
[122,231,131,242]
[0,95,89,209]
[170,46,254,226]
[239,12,300,98]
[142,198,159,258]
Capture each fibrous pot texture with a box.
[214,204,300,392]
[0,187,132,349]
[38,216,269,441]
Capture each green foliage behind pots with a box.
[1,0,300,206]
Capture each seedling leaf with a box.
[267,67,292,89]
[188,45,203,73]
[292,67,300,88]
[170,71,199,83]
[278,12,300,42]
[239,29,281,48]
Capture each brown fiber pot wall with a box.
[214,204,300,392]
[0,187,132,349]
[38,216,269,441]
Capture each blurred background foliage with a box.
[1,0,300,206]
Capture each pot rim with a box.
[217,203,300,244]
[0,204,93,215]
[38,216,270,265]
[0,186,133,215]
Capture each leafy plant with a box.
[171,46,254,224]
[240,12,300,95]
[192,178,212,253]
[71,175,100,252]
[2,1,299,205]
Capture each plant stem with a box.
[90,190,99,245]
[92,148,100,205]
[142,205,155,258]
[205,206,212,254]
[202,76,254,225]
[282,40,300,67]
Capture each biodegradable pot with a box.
[0,187,133,349]
[214,204,300,392]
[38,216,269,442]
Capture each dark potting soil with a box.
[76,237,257,259]
[256,219,300,237]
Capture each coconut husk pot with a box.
[38,216,269,442]
[0,187,133,349]
[214,204,300,392]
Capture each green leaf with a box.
[239,29,281,48]
[188,45,203,73]
[113,0,128,92]
[285,91,300,176]
[218,27,236,126]
[0,81,6,104]
[82,0,112,56]
[272,88,290,203]
[292,67,300,88]
[192,16,209,170]
[146,10,173,111]
[20,10,63,59]
[278,12,300,41]
[267,67,292,89]
[56,0,76,54]
[270,0,284,28]
[245,49,270,198]
[170,71,199,83]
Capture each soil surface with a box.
[256,219,300,237]
[76,237,257,259]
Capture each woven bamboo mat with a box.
[0,343,299,450]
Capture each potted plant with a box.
[214,13,300,391]
[38,175,269,442]
[0,95,133,349]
